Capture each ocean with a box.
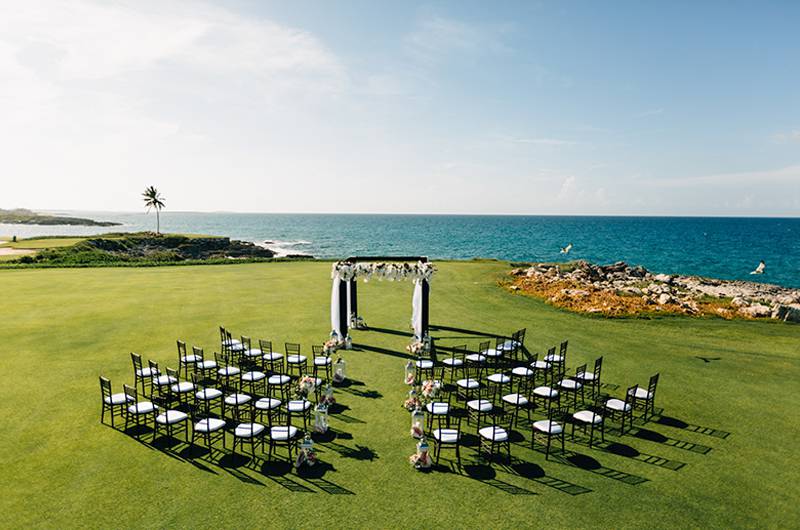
[2,212,798,288]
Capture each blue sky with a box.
[1,0,798,215]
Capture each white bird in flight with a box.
[750,261,765,275]
[560,243,573,254]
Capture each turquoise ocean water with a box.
[2,212,798,288]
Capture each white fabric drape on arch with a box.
[331,276,342,338]
[411,279,424,339]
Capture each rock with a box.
[509,285,521,291]
[772,304,800,323]
[654,273,673,284]
[731,296,749,308]
[738,304,771,318]
[658,293,673,305]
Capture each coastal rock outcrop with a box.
[509,260,800,323]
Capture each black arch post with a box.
[348,279,358,317]
[338,278,349,338]
[421,279,430,337]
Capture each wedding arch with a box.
[330,257,434,340]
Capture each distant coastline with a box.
[0,208,120,227]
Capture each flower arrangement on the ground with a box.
[332,261,436,283]
[420,379,441,400]
[406,341,426,356]
[409,437,432,469]
[323,338,340,355]
[349,314,367,330]
[402,395,422,411]
[295,436,317,468]
[320,385,336,406]
[295,375,316,400]
[404,360,415,385]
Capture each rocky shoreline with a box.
[509,260,800,323]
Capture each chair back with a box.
[219,326,226,342]
[191,372,201,387]
[517,328,526,346]
[148,359,159,376]
[449,344,466,362]
[259,339,272,354]
[648,373,660,397]
[131,352,143,373]
[559,340,568,357]
[177,340,186,359]
[312,344,324,356]
[285,343,300,356]
[100,376,112,401]
[625,384,638,407]
[478,341,490,355]
[167,366,179,381]
[215,351,228,366]
[123,384,138,402]
[575,363,587,379]
[593,356,603,380]
[192,346,204,360]
[241,336,251,351]
[547,346,556,359]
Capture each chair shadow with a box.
[430,324,500,338]
[506,457,592,495]
[460,463,537,495]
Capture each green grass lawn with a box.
[0,237,89,249]
[1,261,798,528]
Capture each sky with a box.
[1,0,798,216]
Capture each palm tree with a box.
[142,186,166,235]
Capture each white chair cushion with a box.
[533,386,559,398]
[628,387,653,400]
[425,402,449,415]
[270,425,298,441]
[227,343,245,352]
[268,374,291,385]
[263,353,283,361]
[218,366,240,376]
[576,372,597,381]
[241,371,266,382]
[222,338,241,346]
[573,410,603,424]
[196,388,223,400]
[530,360,550,369]
[479,426,509,442]
[287,400,311,412]
[465,353,486,363]
[497,340,519,352]
[128,401,157,414]
[154,375,177,386]
[155,410,188,425]
[104,393,133,405]
[487,373,511,384]
[502,393,529,406]
[197,360,217,370]
[180,355,201,363]
[544,354,564,363]
[512,366,534,377]
[442,358,463,366]
[287,355,307,363]
[456,378,480,389]
[255,397,282,410]
[170,381,195,393]
[467,399,493,412]
[243,348,263,358]
[606,398,632,412]
[136,367,159,377]
[559,379,582,390]
[314,356,332,366]
[433,428,460,444]
[224,393,252,406]
[484,348,503,358]
[194,418,225,433]
[415,359,434,369]
[533,419,563,434]
[234,422,265,438]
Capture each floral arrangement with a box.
[406,341,426,356]
[323,338,340,355]
[320,385,336,406]
[411,421,424,439]
[409,438,432,469]
[349,313,367,330]
[295,376,316,400]
[332,261,436,283]
[295,439,318,468]
[402,395,422,411]
[404,360,415,385]
[421,379,441,400]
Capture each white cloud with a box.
[652,165,800,188]
[508,136,577,146]
[404,15,511,64]
[771,129,800,144]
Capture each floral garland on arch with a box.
[331,261,436,283]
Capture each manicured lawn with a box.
[0,237,90,249]
[1,261,798,528]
